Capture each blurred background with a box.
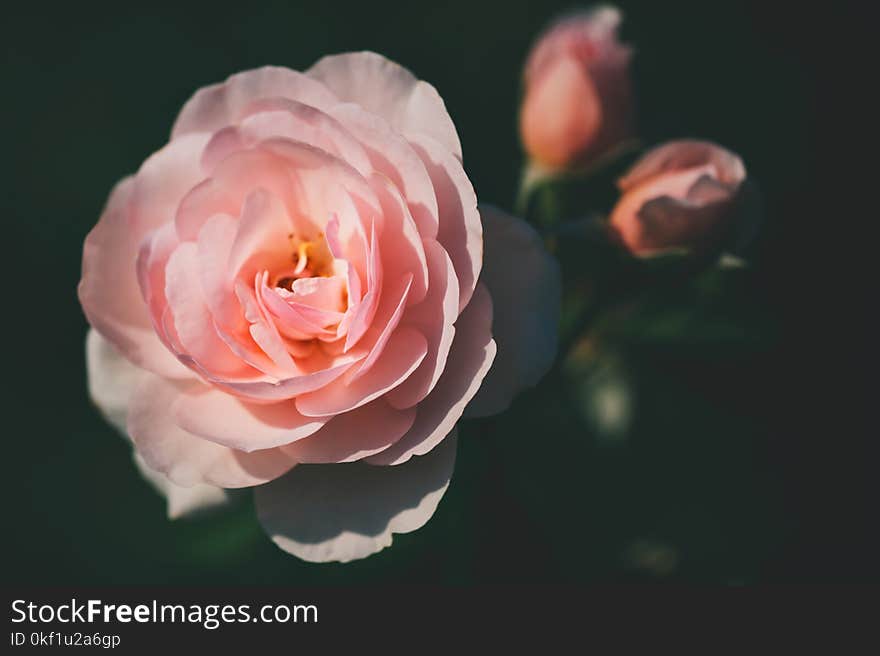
[2,0,875,583]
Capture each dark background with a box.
[1,0,875,583]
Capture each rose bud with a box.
[520,5,634,170]
[79,53,561,563]
[608,140,748,256]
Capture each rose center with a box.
[273,231,334,291]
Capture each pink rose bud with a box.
[609,140,748,255]
[520,6,634,169]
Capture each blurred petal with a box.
[133,453,233,520]
[520,55,601,168]
[255,433,456,563]
[85,328,143,435]
[465,206,560,417]
[618,140,745,191]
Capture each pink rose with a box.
[79,52,560,562]
[609,140,748,255]
[520,6,634,170]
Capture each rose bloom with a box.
[520,5,634,170]
[79,52,560,562]
[608,140,747,256]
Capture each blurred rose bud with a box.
[609,140,748,256]
[520,6,634,170]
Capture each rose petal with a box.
[234,98,373,176]
[133,453,232,520]
[520,55,602,168]
[385,241,458,409]
[345,273,413,384]
[86,329,232,518]
[618,140,746,191]
[255,432,457,562]
[165,242,258,379]
[465,205,561,417]
[408,133,481,312]
[208,349,365,403]
[295,326,427,417]
[85,328,145,435]
[79,178,191,379]
[328,102,439,238]
[282,399,416,464]
[128,372,296,488]
[172,387,328,452]
[368,283,495,465]
[307,52,462,161]
[171,66,339,138]
[369,172,429,305]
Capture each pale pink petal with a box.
[171,66,339,138]
[613,165,719,231]
[79,178,191,379]
[195,213,244,331]
[369,172,429,305]
[86,329,232,516]
[173,387,327,451]
[324,215,362,304]
[328,102,439,238]
[368,284,495,465]
[85,328,143,435]
[259,137,381,238]
[520,55,601,168]
[290,276,348,314]
[234,98,372,175]
[282,399,416,464]
[211,350,365,403]
[175,149,299,242]
[165,242,257,378]
[465,206,561,417]
[307,52,462,161]
[234,277,299,372]
[611,141,748,255]
[342,221,382,351]
[200,126,247,171]
[128,133,212,237]
[296,326,427,417]
[385,241,458,409]
[133,453,233,519]
[227,188,295,279]
[137,220,181,326]
[618,140,746,191]
[345,273,413,384]
[255,432,457,563]
[128,372,296,488]
[408,133,481,311]
[260,281,337,340]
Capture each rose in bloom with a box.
[79,52,561,562]
[520,5,634,170]
[608,140,748,256]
